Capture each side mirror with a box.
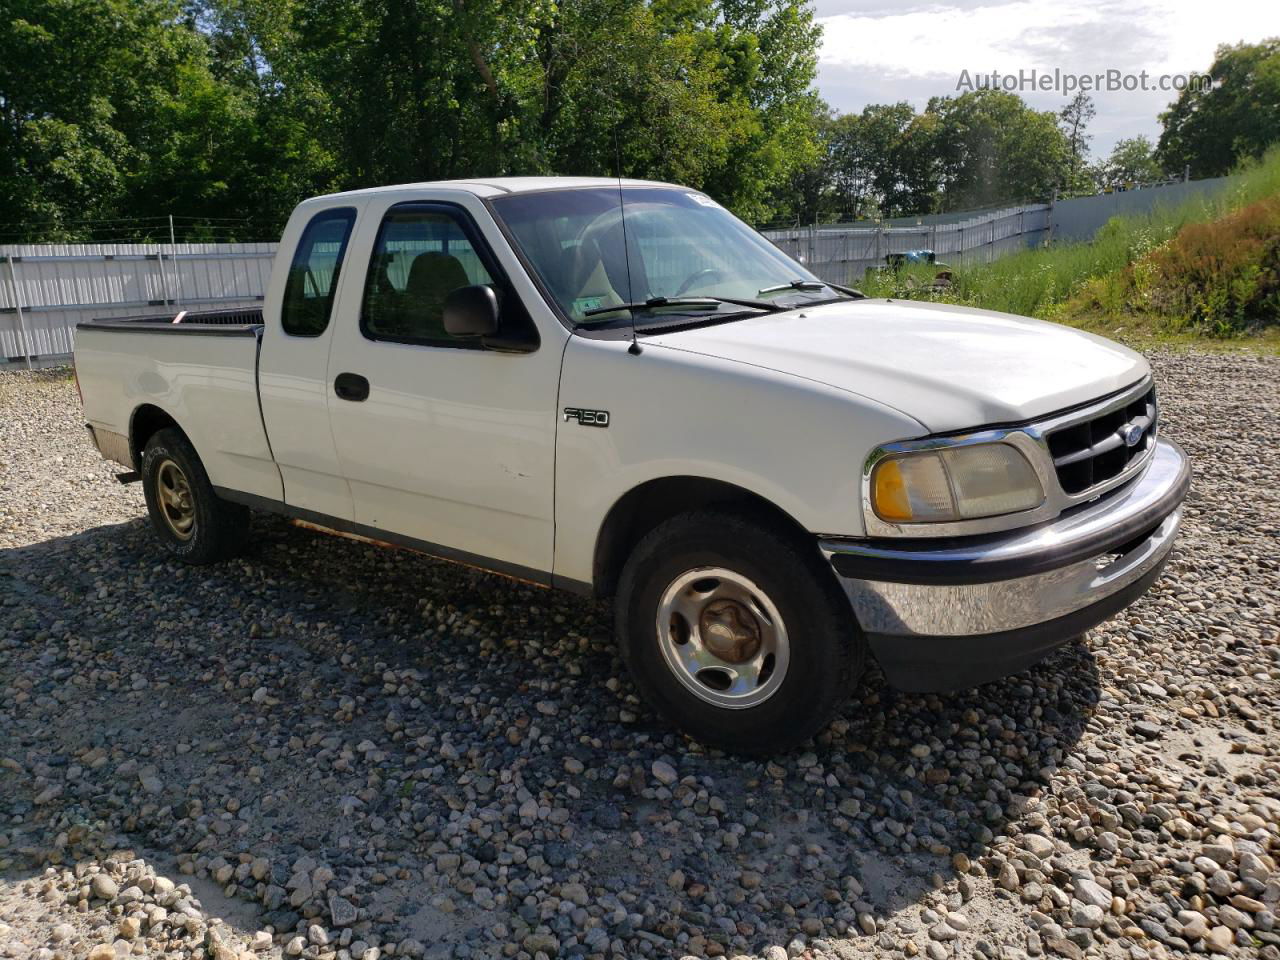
[443,284,499,337]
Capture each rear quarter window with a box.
[281,207,357,337]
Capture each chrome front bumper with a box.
[820,438,1190,691]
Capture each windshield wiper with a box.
[825,281,867,299]
[758,279,867,300]
[758,279,826,295]
[582,295,785,319]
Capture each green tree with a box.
[0,0,827,232]
[1158,39,1280,177]
[1058,92,1096,196]
[0,0,203,235]
[928,90,1073,209]
[1095,136,1164,190]
[771,101,837,224]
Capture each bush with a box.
[859,144,1280,335]
[1067,195,1280,335]
[1140,197,1280,333]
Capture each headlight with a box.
[871,443,1044,523]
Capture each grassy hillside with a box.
[857,146,1280,350]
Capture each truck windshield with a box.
[489,187,841,326]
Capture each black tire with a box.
[140,427,249,565]
[615,510,865,754]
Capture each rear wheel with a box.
[616,510,865,754]
[141,428,249,564]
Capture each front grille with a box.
[1047,386,1157,495]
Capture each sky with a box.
[813,0,1280,159]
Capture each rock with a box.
[522,932,559,956]
[652,760,678,785]
[139,774,164,795]
[86,947,117,960]
[329,894,358,927]
[1070,903,1104,929]
[207,924,239,960]
[1044,937,1084,960]
[997,862,1019,891]
[91,875,119,900]
[1181,914,1209,940]
[1071,877,1111,911]
[1023,834,1055,859]
[929,923,957,941]
[1206,926,1234,953]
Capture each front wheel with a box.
[616,511,865,754]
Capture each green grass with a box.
[856,145,1280,347]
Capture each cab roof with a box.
[312,176,680,202]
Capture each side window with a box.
[281,207,356,337]
[362,205,495,346]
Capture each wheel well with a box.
[129,404,181,469]
[592,477,814,598]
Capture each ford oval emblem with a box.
[1122,423,1144,447]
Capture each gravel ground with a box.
[1,352,1278,960]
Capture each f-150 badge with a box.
[563,407,610,427]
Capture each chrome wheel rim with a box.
[656,567,789,709]
[155,459,195,541]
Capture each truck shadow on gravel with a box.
[1,514,1101,957]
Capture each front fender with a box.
[552,335,925,585]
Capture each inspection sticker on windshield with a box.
[686,193,719,208]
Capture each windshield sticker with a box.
[686,193,719,208]
[572,296,604,314]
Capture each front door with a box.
[323,197,560,580]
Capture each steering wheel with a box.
[674,268,724,297]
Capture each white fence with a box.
[1,242,275,362]
[762,204,1051,286]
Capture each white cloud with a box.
[814,0,1280,155]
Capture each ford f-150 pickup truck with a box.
[74,177,1190,753]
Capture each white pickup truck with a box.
[74,177,1190,752]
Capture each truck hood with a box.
[644,298,1149,433]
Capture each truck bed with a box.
[77,306,265,336]
[75,307,283,504]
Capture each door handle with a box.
[334,372,370,402]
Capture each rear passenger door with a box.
[259,202,362,520]
[323,196,560,580]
